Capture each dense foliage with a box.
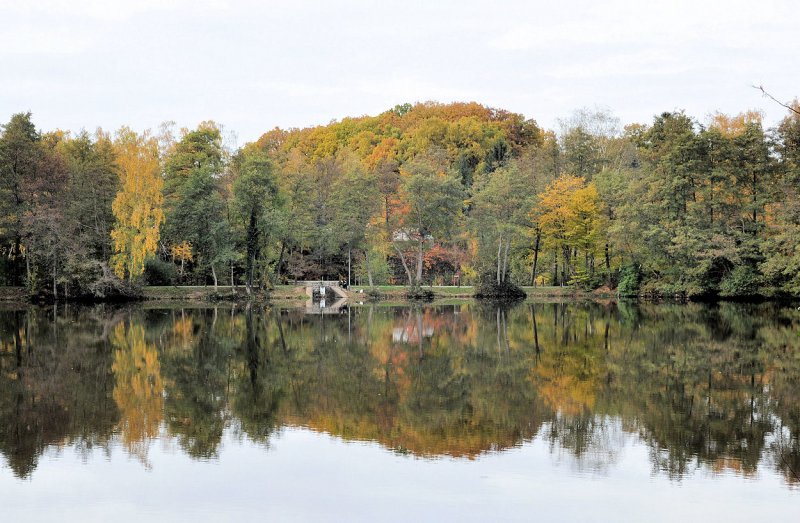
[2,100,799,298]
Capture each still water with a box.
[1,301,798,521]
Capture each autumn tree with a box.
[535,175,605,287]
[3,99,800,299]
[110,128,164,282]
[610,111,775,297]
[111,321,164,464]
[392,151,464,288]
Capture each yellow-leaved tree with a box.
[535,174,605,287]
[111,321,164,466]
[110,127,164,281]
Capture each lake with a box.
[1,300,798,521]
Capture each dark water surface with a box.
[1,301,798,521]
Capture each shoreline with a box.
[2,284,797,307]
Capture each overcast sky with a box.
[1,0,797,145]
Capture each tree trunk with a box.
[415,239,424,286]
[348,247,351,287]
[231,261,236,289]
[25,248,30,288]
[260,257,270,291]
[245,209,259,292]
[502,238,510,284]
[605,243,611,285]
[211,263,218,289]
[393,243,414,286]
[274,241,286,282]
[14,236,23,286]
[530,231,541,286]
[245,264,252,295]
[553,251,559,287]
[752,171,758,227]
[365,248,374,287]
[496,236,503,285]
[52,255,57,301]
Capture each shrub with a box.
[617,263,642,297]
[474,272,526,301]
[365,287,385,301]
[719,265,762,297]
[144,257,177,286]
[405,287,435,301]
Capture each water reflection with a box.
[1,301,799,487]
[112,322,163,465]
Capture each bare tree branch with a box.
[753,85,800,116]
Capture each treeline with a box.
[1,101,799,299]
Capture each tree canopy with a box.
[2,99,800,299]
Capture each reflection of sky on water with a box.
[2,425,796,522]
[2,301,800,519]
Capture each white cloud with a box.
[0,0,228,21]
[542,50,691,80]
[0,25,94,55]
[0,0,797,141]
[356,74,483,105]
[487,0,789,52]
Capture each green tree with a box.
[392,151,464,287]
[232,149,278,292]
[162,124,230,286]
[470,163,536,286]
[20,133,73,298]
[60,130,119,262]
[760,104,800,294]
[0,112,41,285]
[329,149,380,285]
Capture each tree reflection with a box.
[0,306,117,478]
[111,321,163,466]
[0,301,799,487]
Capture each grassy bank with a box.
[348,285,613,299]
[349,285,475,299]
[0,286,27,302]
[142,285,307,301]
[0,283,615,304]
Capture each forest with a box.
[1,100,799,300]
